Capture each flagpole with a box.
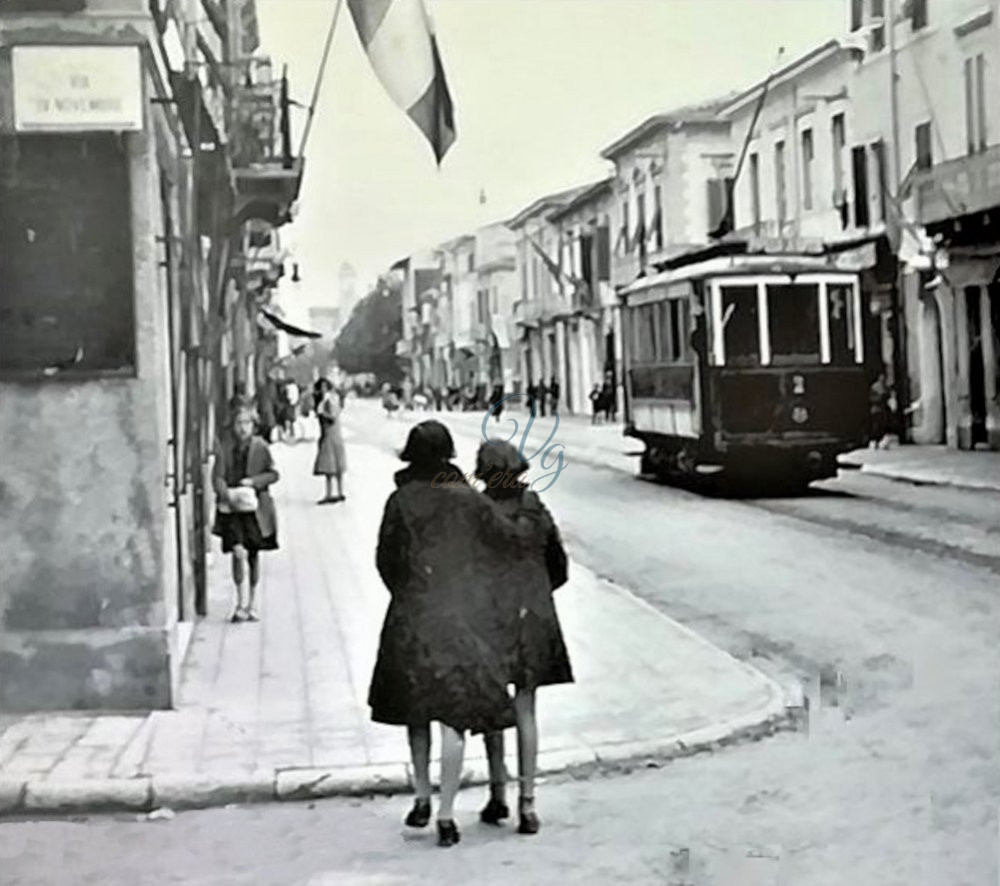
[298,0,345,158]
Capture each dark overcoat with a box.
[489,488,573,689]
[368,464,530,734]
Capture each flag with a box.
[347,0,456,163]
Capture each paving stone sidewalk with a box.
[0,432,787,817]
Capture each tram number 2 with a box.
[791,374,806,396]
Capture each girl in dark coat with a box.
[475,441,572,836]
[212,403,280,622]
[369,421,531,847]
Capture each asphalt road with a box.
[3,405,998,885]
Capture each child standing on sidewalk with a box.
[212,403,280,622]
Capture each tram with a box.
[620,247,878,490]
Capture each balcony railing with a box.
[910,144,1000,226]
[231,60,303,229]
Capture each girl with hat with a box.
[475,440,572,836]
[368,421,532,847]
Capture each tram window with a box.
[634,304,657,362]
[768,283,821,364]
[827,283,857,364]
[719,285,760,365]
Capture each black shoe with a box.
[404,798,431,828]
[479,797,509,825]
[517,799,540,835]
[437,819,461,847]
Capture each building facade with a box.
[853,0,1000,450]
[0,0,303,711]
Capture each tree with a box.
[333,274,403,383]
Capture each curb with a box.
[852,464,998,493]
[0,705,796,818]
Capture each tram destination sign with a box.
[12,46,143,132]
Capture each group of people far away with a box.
[369,420,572,847]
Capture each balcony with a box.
[231,62,304,230]
[911,144,1000,227]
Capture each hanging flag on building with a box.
[347,0,456,163]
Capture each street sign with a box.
[12,45,143,132]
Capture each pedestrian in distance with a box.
[489,380,505,423]
[475,441,572,836]
[548,376,560,415]
[589,383,602,425]
[601,370,615,422]
[314,377,346,504]
[369,421,533,847]
[212,402,280,623]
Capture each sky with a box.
[257,0,846,316]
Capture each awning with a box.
[260,308,322,339]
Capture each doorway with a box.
[966,286,987,446]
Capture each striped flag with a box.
[347,0,456,163]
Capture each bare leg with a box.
[514,688,540,833]
[407,723,432,801]
[246,550,260,618]
[335,474,344,499]
[438,723,465,822]
[514,689,538,801]
[231,546,248,615]
[324,476,333,500]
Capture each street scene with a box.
[2,0,1000,884]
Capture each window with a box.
[468,251,475,272]
[870,139,887,222]
[827,283,858,365]
[852,145,870,227]
[620,199,629,254]
[775,140,787,224]
[965,54,988,155]
[911,0,927,30]
[719,285,760,366]
[801,128,814,211]
[749,152,761,227]
[831,115,846,195]
[0,134,135,376]
[706,178,729,234]
[652,185,664,249]
[636,190,647,261]
[850,0,864,31]
[870,0,886,52]
[915,122,933,170]
[668,299,685,361]
[768,284,820,364]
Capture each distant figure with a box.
[548,377,560,416]
[489,382,505,423]
[526,381,539,415]
[869,372,892,449]
[589,383,602,425]
[401,377,414,411]
[601,373,615,422]
[314,378,346,504]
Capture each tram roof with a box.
[620,248,873,296]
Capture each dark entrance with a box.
[966,286,987,446]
